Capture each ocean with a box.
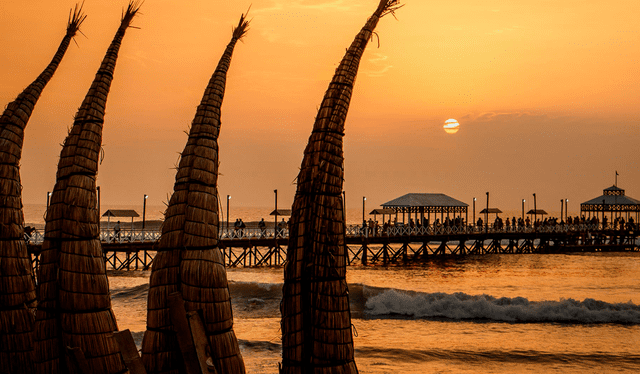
[25,204,640,373]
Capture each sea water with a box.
[107,253,640,373]
[25,205,640,373]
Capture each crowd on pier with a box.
[361,214,637,236]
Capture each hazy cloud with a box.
[363,53,393,77]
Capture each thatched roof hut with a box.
[33,3,141,373]
[280,1,401,373]
[0,5,85,374]
[142,12,249,374]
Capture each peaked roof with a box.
[527,209,548,215]
[382,193,468,208]
[102,209,139,218]
[479,208,502,214]
[270,209,292,216]
[582,184,640,206]
[369,208,395,215]
[604,185,624,192]
[582,195,640,206]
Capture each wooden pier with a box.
[27,224,640,271]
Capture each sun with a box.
[443,118,460,134]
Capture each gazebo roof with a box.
[369,208,395,215]
[382,193,468,208]
[581,185,640,211]
[479,208,502,214]
[604,185,624,193]
[270,209,292,216]
[526,209,548,215]
[102,209,139,218]
[582,195,640,205]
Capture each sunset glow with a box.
[0,0,638,212]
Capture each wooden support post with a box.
[362,239,368,266]
[66,346,91,374]
[187,311,217,374]
[169,292,209,374]
[113,329,147,374]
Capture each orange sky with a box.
[1,0,639,217]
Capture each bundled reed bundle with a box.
[33,3,141,373]
[0,5,85,374]
[142,12,249,374]
[280,1,401,373]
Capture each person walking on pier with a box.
[114,221,121,242]
[259,218,266,238]
[278,218,287,237]
[238,218,246,237]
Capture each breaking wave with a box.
[109,279,640,324]
[363,287,640,324]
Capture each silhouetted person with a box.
[114,221,121,241]
[259,218,266,237]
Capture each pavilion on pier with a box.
[102,209,140,230]
[580,185,640,223]
[381,193,468,225]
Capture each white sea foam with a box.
[364,288,640,324]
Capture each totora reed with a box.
[0,4,85,374]
[280,1,402,373]
[33,2,141,373]
[141,11,249,374]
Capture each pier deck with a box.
[27,224,640,271]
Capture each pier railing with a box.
[25,223,630,245]
[26,223,639,270]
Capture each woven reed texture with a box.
[0,6,85,374]
[142,13,248,374]
[33,4,140,374]
[281,1,401,373]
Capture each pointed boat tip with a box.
[67,1,87,35]
[232,10,251,40]
[379,0,404,18]
[121,0,144,24]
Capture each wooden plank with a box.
[113,329,147,374]
[169,292,204,374]
[66,346,91,374]
[187,311,217,374]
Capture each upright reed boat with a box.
[142,12,249,374]
[33,3,142,373]
[280,1,402,373]
[0,5,85,374]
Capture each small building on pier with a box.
[102,209,140,230]
[381,193,468,225]
[369,208,395,224]
[580,185,640,223]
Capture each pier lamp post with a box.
[565,199,569,222]
[522,199,525,221]
[560,199,564,223]
[226,195,231,232]
[274,189,278,238]
[362,196,366,227]
[46,191,52,208]
[473,197,476,229]
[142,194,148,230]
[485,192,489,233]
[533,193,537,229]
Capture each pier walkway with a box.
[26,224,640,271]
